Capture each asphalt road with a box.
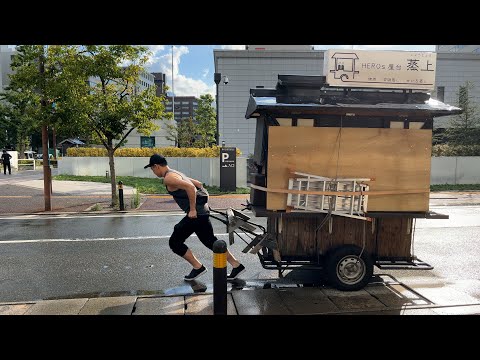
[0,206,479,303]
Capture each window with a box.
[437,86,445,102]
[141,136,155,148]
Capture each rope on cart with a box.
[411,218,417,259]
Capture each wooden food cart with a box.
[238,72,461,291]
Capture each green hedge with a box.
[67,146,242,158]
[432,144,480,156]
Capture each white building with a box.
[0,45,17,92]
[436,45,480,54]
[214,45,324,156]
[214,45,480,155]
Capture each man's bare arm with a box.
[165,175,197,215]
[188,177,203,189]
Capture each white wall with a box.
[431,157,480,184]
[59,156,480,187]
[58,157,248,188]
[5,151,18,169]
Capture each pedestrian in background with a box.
[1,150,12,175]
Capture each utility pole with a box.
[214,73,221,145]
[39,46,52,211]
[171,45,175,124]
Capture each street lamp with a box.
[214,73,229,145]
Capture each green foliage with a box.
[431,184,480,191]
[71,45,169,149]
[177,118,199,147]
[446,81,480,145]
[91,203,103,211]
[133,187,141,208]
[1,46,46,151]
[67,146,242,157]
[432,144,480,156]
[195,94,217,148]
[164,94,217,149]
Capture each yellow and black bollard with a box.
[213,239,227,315]
[118,181,125,211]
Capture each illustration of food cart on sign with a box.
[329,52,359,81]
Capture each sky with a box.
[145,45,436,98]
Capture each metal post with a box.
[171,45,175,124]
[118,181,124,211]
[214,73,221,145]
[213,239,227,315]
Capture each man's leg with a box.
[7,163,11,175]
[169,216,201,269]
[3,163,6,175]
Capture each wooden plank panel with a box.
[267,127,431,211]
[399,217,413,258]
[272,215,383,258]
[376,218,412,257]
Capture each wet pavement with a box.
[2,275,480,315]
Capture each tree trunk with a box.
[108,146,118,207]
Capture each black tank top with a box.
[165,169,210,215]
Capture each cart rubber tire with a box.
[326,245,373,291]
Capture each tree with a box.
[447,81,480,145]
[194,94,216,148]
[1,46,49,154]
[72,45,170,206]
[1,45,86,155]
[164,119,179,147]
[177,117,199,147]
[0,93,35,154]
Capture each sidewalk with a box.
[2,276,480,315]
[0,170,249,214]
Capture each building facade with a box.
[436,45,480,54]
[214,46,324,156]
[0,45,17,92]
[165,96,199,122]
[152,72,166,96]
[215,46,480,155]
[433,52,480,128]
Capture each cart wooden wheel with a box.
[326,245,373,291]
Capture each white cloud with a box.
[202,68,209,78]
[146,45,215,97]
[220,45,245,50]
[146,45,165,53]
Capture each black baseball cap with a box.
[144,154,167,169]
